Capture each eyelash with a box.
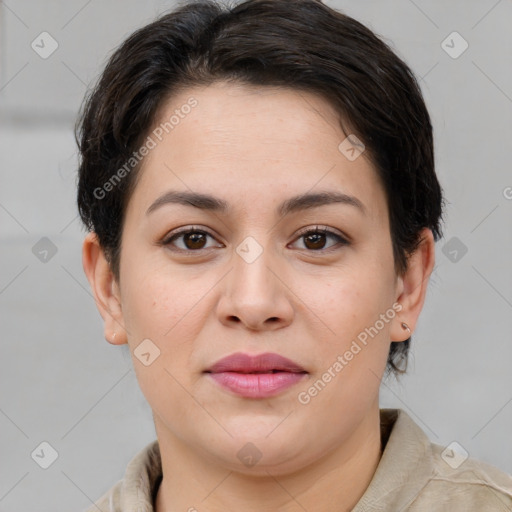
[160,225,349,254]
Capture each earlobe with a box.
[401,322,411,334]
[390,304,413,342]
[391,228,436,342]
[82,232,128,345]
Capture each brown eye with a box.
[303,231,328,250]
[293,227,348,252]
[181,232,208,249]
[162,228,221,252]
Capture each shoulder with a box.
[417,441,512,511]
[80,439,161,512]
[368,409,512,511]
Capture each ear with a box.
[82,232,127,345]
[390,228,436,342]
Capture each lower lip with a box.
[207,371,307,398]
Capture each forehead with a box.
[128,82,387,223]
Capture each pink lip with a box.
[205,352,308,398]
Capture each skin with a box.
[83,81,435,512]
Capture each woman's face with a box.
[87,82,427,474]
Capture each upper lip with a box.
[205,352,307,374]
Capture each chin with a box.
[199,428,309,475]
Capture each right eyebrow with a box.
[146,190,230,216]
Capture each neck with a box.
[155,405,382,512]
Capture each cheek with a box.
[121,267,198,343]
[122,272,204,404]
[311,268,381,326]
[310,264,395,367]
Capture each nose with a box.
[216,244,294,332]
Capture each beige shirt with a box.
[84,409,512,511]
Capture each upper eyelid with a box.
[295,225,345,238]
[163,226,218,243]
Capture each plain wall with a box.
[0,1,511,511]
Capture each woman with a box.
[76,0,512,510]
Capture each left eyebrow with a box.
[277,190,366,217]
[145,189,366,217]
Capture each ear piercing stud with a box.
[401,322,411,333]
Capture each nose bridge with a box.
[218,233,294,329]
[231,234,277,300]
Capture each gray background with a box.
[1,1,511,511]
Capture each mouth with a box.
[204,352,308,398]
